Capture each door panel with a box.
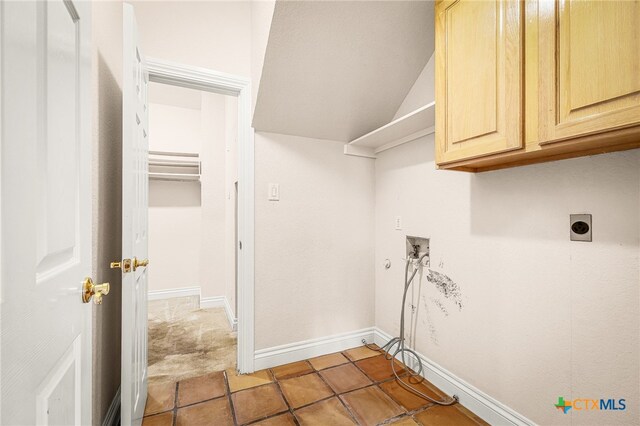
[1,1,92,424]
[36,0,80,278]
[36,337,82,425]
[539,0,640,143]
[121,4,149,426]
[435,0,523,165]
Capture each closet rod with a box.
[149,150,199,158]
[149,172,200,181]
[149,160,200,167]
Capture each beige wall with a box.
[375,138,640,425]
[148,93,236,303]
[148,102,204,292]
[223,96,239,315]
[374,55,640,424]
[249,1,378,350]
[91,1,123,424]
[130,0,251,77]
[254,132,376,349]
[200,93,232,300]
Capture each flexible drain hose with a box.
[368,253,458,406]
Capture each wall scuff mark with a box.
[420,302,439,345]
[430,297,449,316]
[426,269,463,310]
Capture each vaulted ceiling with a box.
[253,1,434,142]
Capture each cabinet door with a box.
[539,0,640,144]
[435,0,523,165]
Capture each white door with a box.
[1,0,94,425]
[120,4,150,426]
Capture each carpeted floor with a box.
[148,296,237,385]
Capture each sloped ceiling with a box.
[253,1,434,142]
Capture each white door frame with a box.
[145,59,255,373]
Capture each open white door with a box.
[119,4,150,426]
[1,0,94,424]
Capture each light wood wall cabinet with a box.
[435,0,523,165]
[435,0,640,172]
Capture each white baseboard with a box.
[200,296,237,332]
[252,326,532,425]
[373,328,534,426]
[254,327,376,371]
[146,288,237,331]
[148,286,200,301]
[102,386,120,426]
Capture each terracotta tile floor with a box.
[142,345,488,426]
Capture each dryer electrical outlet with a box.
[570,214,592,242]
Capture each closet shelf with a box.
[343,101,435,159]
[148,150,201,182]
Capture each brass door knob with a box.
[133,257,149,270]
[82,277,110,304]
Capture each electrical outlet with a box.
[395,216,402,230]
[570,214,591,242]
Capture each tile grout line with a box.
[266,359,364,424]
[364,353,468,423]
[224,371,240,426]
[272,362,335,425]
[365,347,478,420]
[270,367,300,426]
[227,368,293,425]
[332,350,366,425]
[342,348,424,425]
[315,347,394,425]
[316,362,373,394]
[307,364,336,398]
[230,381,274,394]
[174,394,229,411]
[172,381,179,426]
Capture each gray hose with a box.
[368,253,458,406]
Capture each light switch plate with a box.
[395,216,402,230]
[268,183,279,201]
[570,214,591,242]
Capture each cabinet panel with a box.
[435,0,523,165]
[539,0,640,143]
[446,0,497,144]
